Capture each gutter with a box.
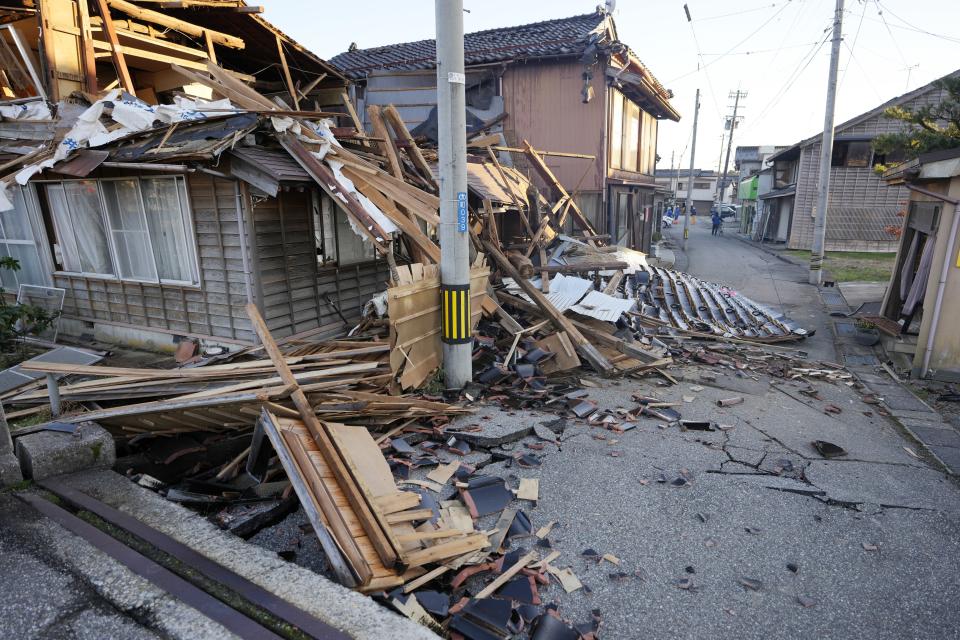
[903,183,960,378]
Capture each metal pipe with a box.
[683,89,700,251]
[809,0,845,285]
[436,0,471,389]
[903,184,960,378]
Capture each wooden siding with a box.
[786,84,951,251]
[54,173,255,343]
[501,60,607,193]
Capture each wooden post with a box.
[383,104,438,192]
[76,0,98,93]
[366,105,402,179]
[275,35,299,111]
[93,0,135,96]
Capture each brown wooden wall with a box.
[501,60,607,193]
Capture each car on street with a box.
[712,203,738,219]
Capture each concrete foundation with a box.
[15,422,115,481]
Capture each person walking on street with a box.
[711,209,722,236]
[690,205,697,225]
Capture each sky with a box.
[261,0,960,173]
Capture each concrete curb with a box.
[64,470,439,640]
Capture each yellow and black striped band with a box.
[441,284,472,344]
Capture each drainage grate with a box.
[820,291,846,306]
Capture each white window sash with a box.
[42,177,200,287]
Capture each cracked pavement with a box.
[470,362,960,639]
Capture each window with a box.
[610,90,654,173]
[677,182,686,190]
[831,140,873,168]
[313,192,376,267]
[0,186,47,288]
[693,181,711,190]
[45,177,199,285]
[872,147,906,168]
[623,101,640,172]
[610,93,624,170]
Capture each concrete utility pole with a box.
[683,88,700,251]
[436,0,471,389]
[717,90,746,204]
[810,0,844,285]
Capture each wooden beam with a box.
[275,34,299,110]
[483,241,614,374]
[366,105,402,179]
[93,0,135,96]
[246,304,404,570]
[340,91,367,146]
[382,104,437,192]
[77,0,99,93]
[203,30,217,64]
[105,0,245,49]
[491,145,595,160]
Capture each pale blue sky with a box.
[263,0,960,172]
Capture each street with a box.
[455,219,960,639]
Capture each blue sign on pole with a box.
[457,192,468,232]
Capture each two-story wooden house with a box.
[758,71,957,251]
[329,9,679,254]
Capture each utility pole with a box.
[669,150,676,198]
[683,88,700,251]
[717,90,746,204]
[436,0,471,389]
[810,0,844,285]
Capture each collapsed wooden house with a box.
[0,0,404,350]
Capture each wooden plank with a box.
[403,534,488,569]
[483,242,613,374]
[246,304,402,571]
[258,410,364,586]
[92,0,135,94]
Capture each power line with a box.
[873,1,960,44]
[667,1,793,84]
[741,26,833,134]
[693,2,781,23]
[699,41,822,57]
[871,0,910,69]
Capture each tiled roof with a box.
[330,11,610,79]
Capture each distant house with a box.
[759,71,958,251]
[652,169,735,213]
[329,9,679,254]
[734,146,786,237]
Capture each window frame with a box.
[40,176,201,287]
[0,184,53,288]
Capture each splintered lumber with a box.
[382,104,437,191]
[106,0,245,49]
[278,134,390,253]
[257,409,365,587]
[247,304,404,572]
[484,242,614,375]
[366,105,402,179]
[522,140,599,244]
